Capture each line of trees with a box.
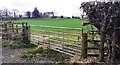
[0,7,82,20]
[0,7,42,20]
[0,8,20,20]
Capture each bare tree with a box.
[2,8,12,19]
[26,11,31,18]
[32,7,40,18]
[12,9,19,19]
[0,10,2,19]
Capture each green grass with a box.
[15,18,83,27]
[14,18,94,45]
[14,18,91,33]
[15,18,99,58]
[20,46,71,62]
[14,18,92,45]
[9,43,37,48]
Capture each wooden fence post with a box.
[28,26,30,44]
[1,23,4,39]
[11,22,14,33]
[22,26,25,43]
[4,23,8,40]
[48,30,50,48]
[22,24,30,44]
[81,33,88,58]
[16,25,19,33]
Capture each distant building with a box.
[42,12,54,18]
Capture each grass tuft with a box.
[9,43,37,49]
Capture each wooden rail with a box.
[1,21,30,44]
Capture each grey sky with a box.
[0,0,92,17]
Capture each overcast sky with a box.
[0,0,92,17]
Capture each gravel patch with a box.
[2,47,53,63]
[2,47,29,63]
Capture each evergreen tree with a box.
[32,7,40,18]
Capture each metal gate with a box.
[31,25,83,56]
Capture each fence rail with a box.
[31,25,83,56]
[31,25,108,60]
[0,22,111,61]
[1,21,30,44]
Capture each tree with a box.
[32,7,40,18]
[2,8,12,20]
[80,2,120,62]
[60,15,64,18]
[19,15,22,19]
[0,10,2,19]
[12,9,19,19]
[51,12,54,17]
[26,11,31,18]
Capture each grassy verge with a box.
[20,46,77,63]
[2,40,37,48]
[9,43,37,49]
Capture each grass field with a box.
[15,18,84,27]
[14,18,91,33]
[13,18,99,55]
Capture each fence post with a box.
[22,25,30,44]
[28,26,30,44]
[48,30,50,48]
[16,25,19,33]
[1,23,5,39]
[22,26,25,43]
[81,33,88,58]
[4,23,8,40]
[11,22,14,33]
[62,29,64,48]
